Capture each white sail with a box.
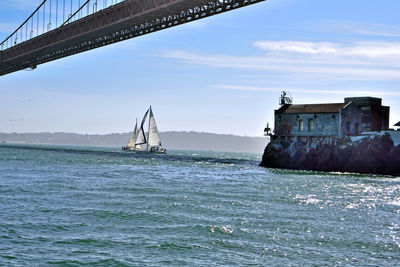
[135,144,143,150]
[135,108,149,146]
[147,107,162,148]
[127,120,138,148]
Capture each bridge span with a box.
[0,0,264,76]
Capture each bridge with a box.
[0,0,264,76]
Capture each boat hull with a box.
[134,150,166,154]
[121,146,135,151]
[121,146,166,154]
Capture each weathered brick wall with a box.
[274,112,339,136]
[341,102,364,136]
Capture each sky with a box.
[1,0,400,136]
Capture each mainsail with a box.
[135,108,150,147]
[147,107,162,148]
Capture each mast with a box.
[132,118,138,149]
[135,108,150,149]
[146,106,151,151]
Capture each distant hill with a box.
[0,131,268,153]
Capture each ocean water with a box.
[0,144,399,266]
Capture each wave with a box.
[0,143,259,167]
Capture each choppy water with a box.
[0,144,399,266]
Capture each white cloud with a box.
[254,41,338,55]
[316,21,400,38]
[215,85,400,96]
[160,43,400,81]
[254,41,400,58]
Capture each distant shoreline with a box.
[0,131,268,153]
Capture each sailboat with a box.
[122,106,166,154]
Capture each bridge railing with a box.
[0,0,127,51]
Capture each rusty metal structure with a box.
[0,0,264,76]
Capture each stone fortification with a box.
[260,132,400,175]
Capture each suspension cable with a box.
[62,0,91,26]
[0,0,47,46]
[1,0,126,48]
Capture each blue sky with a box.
[1,0,400,136]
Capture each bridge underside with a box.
[0,0,264,76]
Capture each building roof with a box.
[395,121,400,127]
[276,103,348,114]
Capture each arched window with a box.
[299,120,304,132]
[308,118,314,132]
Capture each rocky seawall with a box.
[260,132,400,175]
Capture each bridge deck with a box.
[0,0,264,76]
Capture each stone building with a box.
[273,95,390,138]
